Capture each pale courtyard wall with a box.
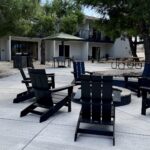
[110,37,132,58]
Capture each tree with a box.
[46,0,84,34]
[77,0,150,62]
[0,0,41,36]
[29,0,84,37]
[0,0,84,37]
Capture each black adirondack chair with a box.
[74,75,115,145]
[20,69,73,122]
[13,68,55,103]
[139,77,150,115]
[72,61,93,85]
[13,68,34,103]
[138,63,150,97]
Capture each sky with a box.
[40,0,99,17]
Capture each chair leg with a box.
[68,98,71,112]
[113,123,115,146]
[113,137,115,146]
[40,108,54,122]
[74,115,81,141]
[20,103,37,117]
[141,103,146,115]
[68,87,73,112]
[141,91,147,115]
[137,88,141,97]
[40,99,67,122]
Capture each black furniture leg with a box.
[141,90,147,115]
[20,103,37,117]
[40,98,68,122]
[74,115,81,141]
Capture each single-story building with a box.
[0,34,131,62]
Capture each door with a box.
[65,45,70,57]
[59,45,70,57]
[92,47,100,61]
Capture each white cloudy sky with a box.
[40,0,99,17]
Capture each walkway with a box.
[0,61,149,150]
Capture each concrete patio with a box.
[0,61,150,150]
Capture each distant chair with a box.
[138,62,150,97]
[13,68,34,103]
[132,63,150,113]
[72,61,93,85]
[13,68,55,103]
[124,62,150,97]
[139,77,150,115]
[53,56,66,68]
[74,75,115,145]
[20,69,73,122]
[142,63,150,77]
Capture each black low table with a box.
[73,86,131,107]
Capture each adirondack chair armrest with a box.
[46,73,55,77]
[85,71,93,75]
[50,85,74,93]
[140,86,150,92]
[138,77,150,87]
[22,79,31,84]
[71,71,93,76]
[138,77,150,80]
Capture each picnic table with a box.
[111,57,144,69]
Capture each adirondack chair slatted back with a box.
[19,68,31,90]
[81,75,91,120]
[75,75,114,144]
[142,63,150,77]
[102,76,113,122]
[73,61,85,81]
[81,75,113,123]
[92,76,102,122]
[28,69,53,106]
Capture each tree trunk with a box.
[142,35,150,76]
[143,35,150,62]
[128,36,139,61]
[41,40,45,65]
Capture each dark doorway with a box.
[59,45,64,56]
[92,47,100,61]
[59,45,70,57]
